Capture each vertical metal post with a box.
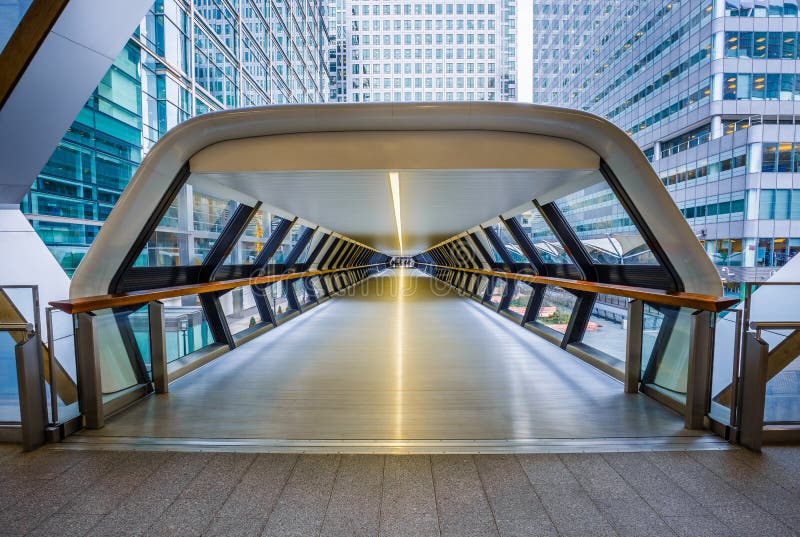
[738,331,769,451]
[15,331,47,451]
[685,310,714,430]
[149,301,168,394]
[45,307,58,424]
[625,299,644,394]
[75,312,104,429]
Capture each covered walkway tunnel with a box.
[51,103,739,450]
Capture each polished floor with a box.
[75,270,709,450]
[2,444,800,536]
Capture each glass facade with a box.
[326,0,518,102]
[533,0,800,296]
[20,0,329,276]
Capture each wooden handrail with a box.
[50,264,384,315]
[418,264,738,313]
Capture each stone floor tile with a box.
[431,455,498,537]
[202,517,266,537]
[516,453,581,495]
[690,451,800,517]
[662,515,735,537]
[602,452,709,518]
[217,454,297,519]
[86,499,172,537]
[145,498,220,537]
[179,453,255,500]
[378,455,440,537]
[474,455,557,537]
[320,455,383,537]
[707,500,795,537]
[645,452,748,507]
[26,512,103,537]
[536,490,618,537]
[127,452,213,503]
[261,455,340,537]
[595,497,676,537]
[559,453,639,501]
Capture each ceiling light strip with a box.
[389,172,403,255]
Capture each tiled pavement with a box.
[1,443,800,536]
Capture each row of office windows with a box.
[352,76,496,89]
[703,237,800,268]
[723,73,800,101]
[352,18,496,32]
[724,31,800,59]
[754,188,800,219]
[605,41,711,120]
[660,149,747,186]
[725,0,800,17]
[590,4,711,106]
[350,3,498,16]
[627,80,711,135]
[677,189,800,222]
[585,1,710,90]
[352,33,497,45]
[350,90,497,101]
[352,60,496,74]
[680,193,745,220]
[353,47,496,61]
[762,142,800,172]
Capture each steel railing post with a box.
[149,301,168,394]
[738,331,769,451]
[75,312,104,429]
[685,310,714,430]
[625,299,644,394]
[15,327,47,451]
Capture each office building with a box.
[327,0,518,102]
[19,0,330,275]
[534,0,800,293]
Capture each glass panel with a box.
[535,286,576,333]
[269,281,292,317]
[765,354,800,423]
[0,331,20,422]
[293,279,312,306]
[505,281,533,317]
[581,294,628,361]
[222,286,263,336]
[554,182,658,265]
[641,304,694,403]
[0,1,33,53]
[311,276,325,298]
[133,187,237,267]
[272,222,308,264]
[514,209,573,264]
[48,308,80,422]
[93,306,150,394]
[489,223,529,263]
[296,231,322,265]
[488,279,507,305]
[225,209,271,265]
[163,295,213,363]
[475,276,490,298]
[711,309,740,423]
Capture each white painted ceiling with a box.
[191,168,602,255]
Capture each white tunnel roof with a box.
[71,102,722,298]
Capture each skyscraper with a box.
[534,0,800,294]
[20,0,330,274]
[327,0,518,103]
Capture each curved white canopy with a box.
[71,103,722,298]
